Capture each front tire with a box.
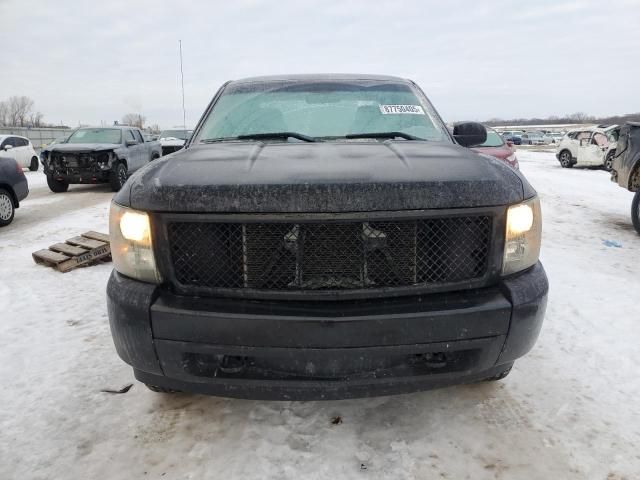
[559,150,573,168]
[109,162,128,192]
[604,151,615,171]
[29,156,39,171]
[0,188,15,226]
[46,175,69,193]
[632,191,640,235]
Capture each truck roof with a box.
[74,126,140,130]
[231,73,410,84]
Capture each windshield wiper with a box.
[345,132,424,141]
[200,132,318,144]
[200,137,242,143]
[237,132,318,142]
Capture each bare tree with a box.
[30,111,44,127]
[121,113,146,128]
[6,96,35,126]
[0,101,8,126]
[567,112,594,123]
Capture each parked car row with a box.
[500,130,560,145]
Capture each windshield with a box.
[479,128,504,147]
[67,128,121,144]
[195,80,450,142]
[160,129,192,140]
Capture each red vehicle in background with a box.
[472,126,519,169]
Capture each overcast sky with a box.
[2,0,639,128]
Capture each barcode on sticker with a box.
[379,105,425,115]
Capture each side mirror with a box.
[4,144,13,151]
[453,122,487,148]
[506,140,514,147]
[126,139,138,147]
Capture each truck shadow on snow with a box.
[126,379,582,476]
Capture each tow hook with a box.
[218,355,247,374]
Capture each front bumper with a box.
[107,262,548,400]
[14,176,29,204]
[42,155,114,184]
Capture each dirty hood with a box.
[122,141,532,212]
[45,143,120,153]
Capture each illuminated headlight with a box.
[109,202,161,283]
[502,196,542,276]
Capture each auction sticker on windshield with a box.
[379,105,425,115]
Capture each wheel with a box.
[632,191,640,235]
[29,156,39,171]
[604,151,615,171]
[46,174,69,193]
[145,384,180,393]
[559,150,573,168]
[0,188,15,226]
[483,364,513,382]
[151,154,160,161]
[109,162,128,192]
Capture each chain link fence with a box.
[0,126,72,152]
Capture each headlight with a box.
[502,196,542,276]
[109,202,161,283]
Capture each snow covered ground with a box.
[1,152,639,479]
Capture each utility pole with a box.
[179,40,186,131]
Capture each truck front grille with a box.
[166,215,492,293]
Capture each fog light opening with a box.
[219,355,248,374]
[412,352,448,369]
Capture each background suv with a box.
[556,125,617,169]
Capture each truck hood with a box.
[44,143,120,153]
[160,138,186,146]
[121,141,534,213]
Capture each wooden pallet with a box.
[33,231,111,272]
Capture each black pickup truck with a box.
[611,122,640,233]
[41,126,161,192]
[107,74,548,400]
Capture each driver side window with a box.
[127,130,137,143]
[576,132,591,141]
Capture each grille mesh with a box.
[167,216,492,291]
